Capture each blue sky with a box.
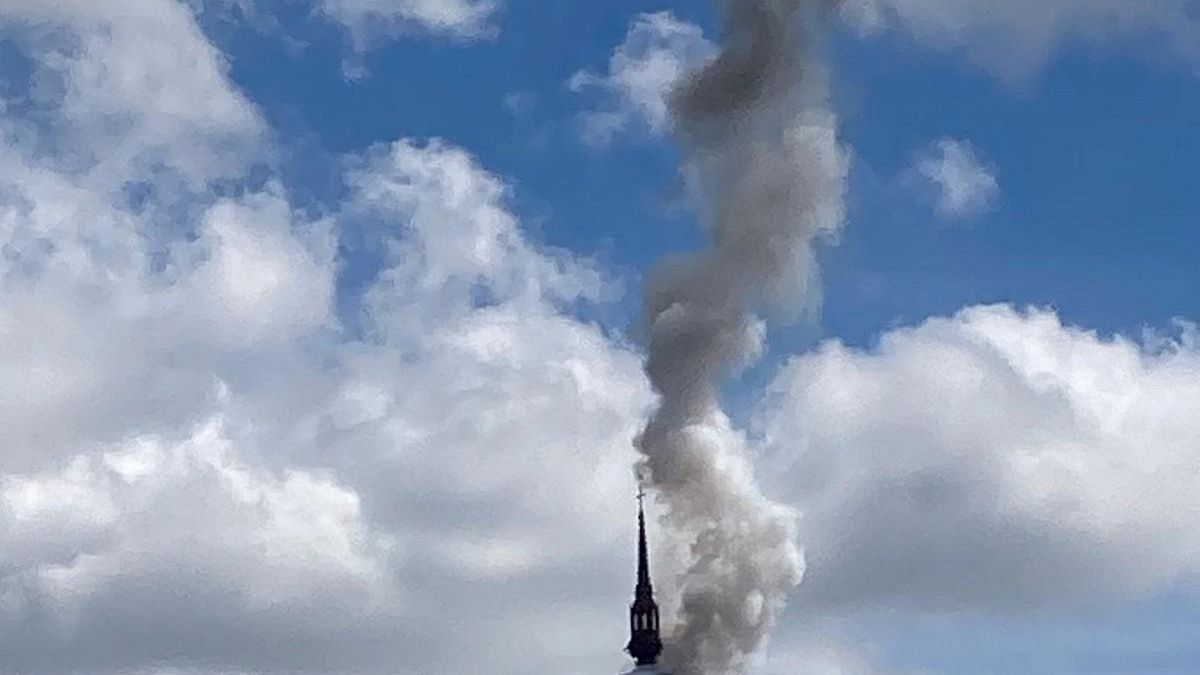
[3,1,1200,674]
[207,1,1200,438]
[205,0,1200,345]
[222,3,1200,668]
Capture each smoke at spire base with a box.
[635,1,847,673]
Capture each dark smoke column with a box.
[635,1,847,674]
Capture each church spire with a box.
[626,487,663,667]
[636,490,652,595]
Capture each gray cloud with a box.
[568,11,715,146]
[636,2,849,674]
[841,0,1200,82]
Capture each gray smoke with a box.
[635,1,847,674]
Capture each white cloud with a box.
[1,415,400,673]
[0,127,650,672]
[501,91,536,119]
[0,0,289,474]
[6,3,1200,674]
[344,138,611,316]
[0,0,266,186]
[569,12,715,146]
[319,0,500,51]
[189,188,337,345]
[756,305,1200,614]
[842,0,1200,82]
[911,138,999,219]
[0,3,653,673]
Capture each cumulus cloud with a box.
[7,2,1200,675]
[1,414,401,673]
[910,138,999,219]
[568,12,715,146]
[840,0,1200,82]
[0,132,649,671]
[756,305,1200,614]
[0,0,266,186]
[0,2,653,673]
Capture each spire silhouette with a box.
[626,487,663,667]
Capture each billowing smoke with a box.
[635,1,847,673]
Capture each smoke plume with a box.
[635,1,847,673]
